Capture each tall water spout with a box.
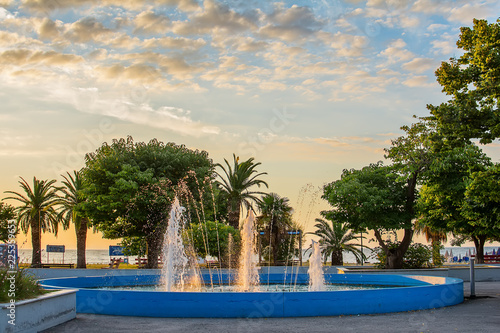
[308,240,326,291]
[161,197,201,291]
[236,210,260,291]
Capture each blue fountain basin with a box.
[39,273,463,318]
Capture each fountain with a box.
[160,197,201,292]
[236,210,259,291]
[40,196,464,318]
[308,240,325,292]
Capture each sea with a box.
[16,246,500,265]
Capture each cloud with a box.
[0,49,83,67]
[95,63,162,83]
[379,38,414,63]
[448,2,494,24]
[37,17,61,40]
[402,75,434,87]
[21,0,199,13]
[259,81,287,91]
[64,17,112,43]
[142,36,206,51]
[0,0,13,8]
[172,0,257,35]
[323,31,369,57]
[133,11,170,34]
[259,5,323,42]
[402,58,436,73]
[431,34,456,55]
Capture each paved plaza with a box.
[42,281,500,333]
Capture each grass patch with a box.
[0,268,50,302]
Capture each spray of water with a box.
[236,210,260,291]
[161,197,201,292]
[308,240,326,291]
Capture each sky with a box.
[1,0,500,251]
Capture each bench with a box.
[470,254,500,263]
[40,263,74,268]
[135,258,162,268]
[206,261,221,268]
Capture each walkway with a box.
[42,282,500,333]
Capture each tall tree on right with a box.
[416,144,495,263]
[428,18,500,145]
[215,154,268,229]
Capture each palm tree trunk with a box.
[272,227,279,265]
[331,250,343,266]
[227,200,241,229]
[31,217,42,268]
[76,219,88,269]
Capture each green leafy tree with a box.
[429,18,500,145]
[0,202,16,243]
[81,137,213,269]
[322,162,413,269]
[4,177,62,267]
[308,217,365,266]
[59,170,91,269]
[414,221,447,266]
[256,193,295,265]
[417,144,494,263]
[185,221,240,265]
[462,163,500,245]
[215,154,268,229]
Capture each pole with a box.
[470,258,476,298]
[360,231,364,266]
[299,231,302,266]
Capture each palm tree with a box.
[215,154,268,229]
[308,218,365,266]
[60,170,90,269]
[415,220,447,266]
[257,193,294,265]
[4,177,62,267]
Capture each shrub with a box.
[0,268,47,302]
[372,241,432,269]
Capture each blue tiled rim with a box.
[40,273,463,318]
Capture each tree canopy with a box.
[81,136,214,268]
[322,162,415,268]
[215,154,268,229]
[429,18,500,144]
[417,144,495,262]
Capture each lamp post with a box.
[360,230,364,266]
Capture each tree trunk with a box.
[76,219,88,269]
[227,200,241,229]
[472,235,487,264]
[374,228,414,269]
[31,217,42,268]
[331,249,343,266]
[272,225,279,265]
[146,234,162,269]
[380,170,418,269]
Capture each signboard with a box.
[287,231,301,235]
[109,245,124,256]
[46,245,65,253]
[0,243,18,269]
